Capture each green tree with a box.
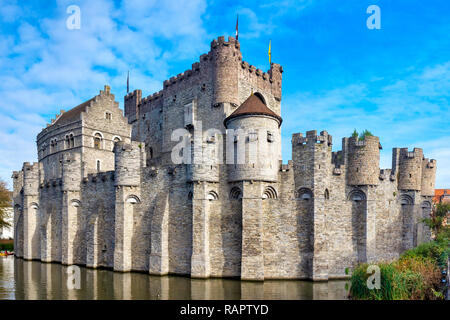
[422,202,450,237]
[352,129,358,138]
[0,179,12,229]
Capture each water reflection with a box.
[0,257,349,300]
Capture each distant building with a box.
[0,207,13,239]
[434,189,450,204]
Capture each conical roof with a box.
[224,94,282,127]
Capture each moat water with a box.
[0,256,349,300]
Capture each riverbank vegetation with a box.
[0,179,11,229]
[0,242,13,252]
[349,203,450,300]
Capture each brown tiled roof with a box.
[224,94,282,127]
[53,98,94,126]
[434,189,450,203]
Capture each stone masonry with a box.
[12,36,436,280]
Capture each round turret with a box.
[347,135,380,186]
[211,36,241,108]
[114,141,143,186]
[61,152,81,191]
[224,94,282,182]
[421,158,436,196]
[22,163,40,196]
[398,148,423,190]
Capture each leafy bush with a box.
[349,255,443,300]
[350,129,374,141]
[0,243,13,251]
[401,236,450,269]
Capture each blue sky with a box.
[0,0,449,188]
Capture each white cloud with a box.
[0,0,208,188]
[281,61,450,190]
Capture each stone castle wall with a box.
[12,35,436,281]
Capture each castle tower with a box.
[392,148,424,250]
[224,94,282,280]
[211,36,241,109]
[292,130,333,280]
[421,158,436,196]
[189,125,220,278]
[61,152,82,265]
[22,162,40,261]
[113,141,145,272]
[394,148,423,191]
[11,170,24,258]
[345,135,381,186]
[124,89,142,124]
[343,135,381,264]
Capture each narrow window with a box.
[70,134,74,148]
[96,160,101,172]
[94,133,102,149]
[106,112,112,120]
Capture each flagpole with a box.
[235,14,239,41]
[127,70,130,94]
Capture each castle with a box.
[12,36,437,281]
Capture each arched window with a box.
[262,186,277,199]
[126,195,141,204]
[324,189,330,200]
[96,160,101,172]
[348,189,366,202]
[421,201,431,218]
[69,134,74,148]
[94,133,103,149]
[400,194,413,205]
[112,136,121,150]
[207,191,219,201]
[230,187,242,200]
[30,203,39,210]
[65,135,70,149]
[71,200,81,208]
[296,187,313,200]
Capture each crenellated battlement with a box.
[421,157,436,196]
[423,158,437,168]
[400,147,423,159]
[345,135,380,186]
[395,147,423,191]
[83,171,115,183]
[125,35,284,122]
[210,35,240,50]
[292,130,332,147]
